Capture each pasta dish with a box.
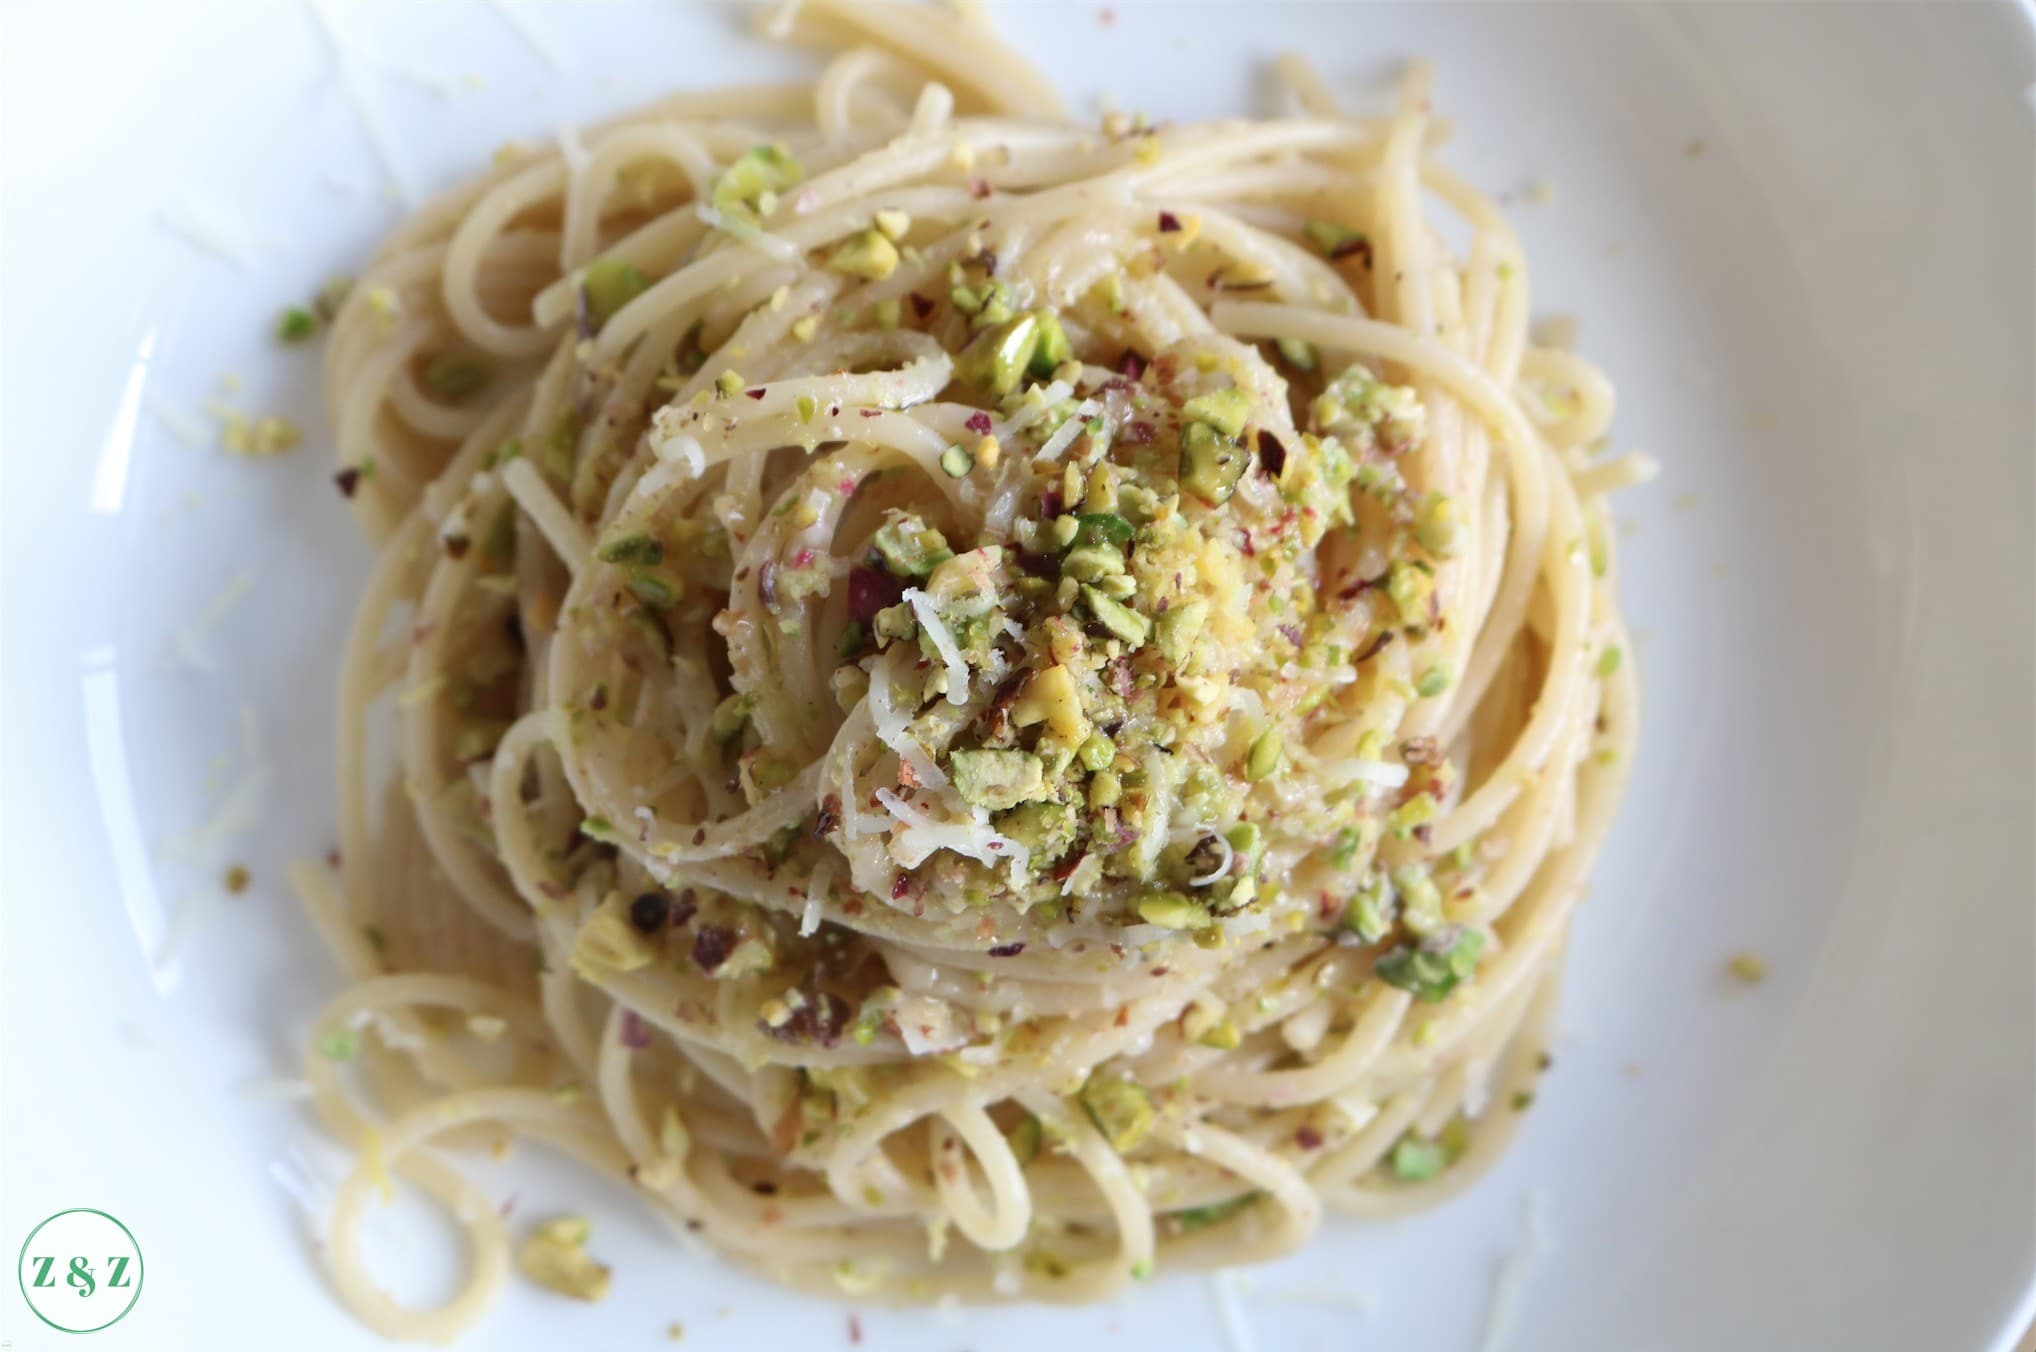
[293,1,1642,1337]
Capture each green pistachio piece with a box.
[828,228,901,280]
[1181,387,1252,439]
[996,798,1079,861]
[1167,1192,1259,1229]
[1079,1076,1155,1152]
[1304,219,1368,259]
[1077,731,1116,772]
[939,443,975,478]
[595,531,664,566]
[1071,513,1134,549]
[1275,336,1317,371]
[1246,727,1283,782]
[871,514,953,577]
[1081,585,1150,647]
[1028,309,1074,377]
[956,312,1041,397]
[276,306,317,343]
[709,691,757,742]
[1180,421,1249,506]
[1007,1114,1044,1167]
[1388,1135,1448,1181]
[1061,544,1125,581]
[581,259,649,327]
[1414,491,1463,558]
[425,356,493,401]
[1375,926,1485,1002]
[950,749,1049,811]
[1137,891,1209,929]
[710,144,804,219]
[1154,598,1209,667]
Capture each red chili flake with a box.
[1354,629,1396,663]
[988,942,1026,957]
[1150,966,1170,977]
[1157,211,1181,233]
[333,467,361,498]
[1277,623,1303,647]
[1121,420,1156,446]
[1039,485,1065,518]
[442,534,471,559]
[1116,349,1147,380]
[1295,1125,1324,1150]
[620,1011,653,1049]
[848,1314,865,1345]
[1114,1007,1131,1027]
[909,291,936,320]
[745,388,767,400]
[692,925,735,973]
[969,177,992,199]
[1050,848,1088,884]
[965,410,994,435]
[859,408,881,418]
[693,828,707,845]
[897,757,921,789]
[1256,428,1287,478]
[838,476,859,495]
[324,848,341,869]
[891,874,914,900]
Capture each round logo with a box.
[16,1209,143,1333]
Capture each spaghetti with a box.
[301,1,1641,1337]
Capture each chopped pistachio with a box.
[715,369,745,397]
[1385,560,1434,626]
[795,393,818,423]
[595,531,664,566]
[1137,891,1209,929]
[873,208,911,241]
[955,312,1041,397]
[1375,926,1485,1002]
[1006,1113,1043,1167]
[829,228,901,280]
[318,1028,358,1061]
[1275,336,1316,371]
[1386,791,1437,839]
[1079,1076,1155,1152]
[873,296,902,330]
[1071,512,1133,549]
[314,275,354,322]
[790,313,820,343]
[1088,769,1123,809]
[872,514,952,577]
[1415,492,1463,558]
[573,893,660,973]
[939,443,975,478]
[1391,863,1443,934]
[425,355,491,400]
[950,748,1049,811]
[1154,598,1208,667]
[1388,1135,1448,1181]
[710,690,757,741]
[1344,869,1395,943]
[1029,309,1073,377]
[1727,951,1766,984]
[581,259,649,327]
[628,570,681,609]
[1077,731,1116,773]
[1597,644,1623,677]
[1081,586,1150,647]
[1197,1018,1242,1050]
[998,799,1080,860]
[710,143,803,220]
[1180,421,1249,506]
[1061,545,1125,582]
[1010,664,1090,746]
[1415,663,1452,698]
[1304,219,1368,259]
[517,1216,612,1302]
[1167,1192,1259,1229]
[1246,727,1283,782]
[1181,387,1251,439]
[276,306,318,343]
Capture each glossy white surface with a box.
[3,3,2031,1349]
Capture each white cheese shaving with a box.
[902,588,969,705]
[866,667,947,788]
[1341,759,1411,790]
[1033,399,1101,462]
[1186,831,1235,887]
[651,421,708,478]
[998,381,1074,436]
[168,571,253,672]
[1479,1190,1553,1352]
[876,791,1025,872]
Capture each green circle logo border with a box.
[16,1208,144,1334]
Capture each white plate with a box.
[3,3,2031,1349]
